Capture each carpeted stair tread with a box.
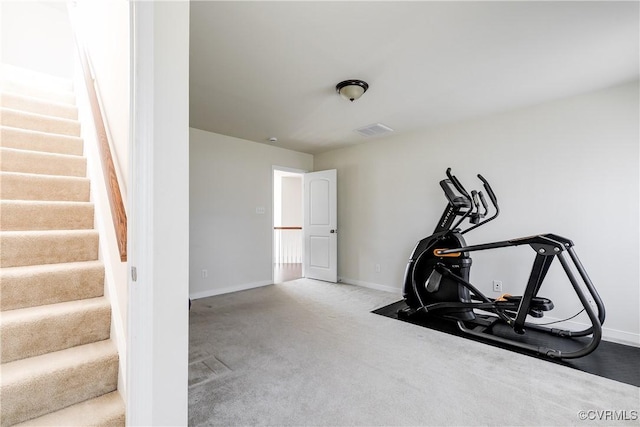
[0,229,99,267]
[1,297,111,363]
[0,147,87,177]
[1,64,74,93]
[0,260,104,311]
[0,171,90,202]
[14,391,125,427]
[0,80,75,106]
[1,108,80,137]
[0,65,122,425]
[1,200,94,231]
[1,92,78,120]
[0,340,119,426]
[1,126,83,156]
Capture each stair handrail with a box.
[68,4,127,261]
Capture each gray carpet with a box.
[189,279,639,426]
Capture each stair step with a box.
[0,260,104,311]
[0,65,123,425]
[1,200,94,231]
[1,92,78,120]
[0,229,99,267]
[0,340,119,426]
[0,147,87,177]
[1,64,74,93]
[0,80,75,106]
[1,297,111,363]
[0,171,90,201]
[1,126,84,156]
[14,391,125,427]
[1,108,80,137]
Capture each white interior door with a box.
[303,169,337,282]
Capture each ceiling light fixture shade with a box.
[336,79,369,102]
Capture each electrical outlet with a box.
[202,269,208,278]
[493,280,502,292]
[375,263,381,273]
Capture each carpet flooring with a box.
[189,279,639,426]
[274,263,302,283]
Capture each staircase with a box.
[0,65,125,426]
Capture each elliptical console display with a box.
[399,168,605,359]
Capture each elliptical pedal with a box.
[397,306,419,319]
[495,294,554,311]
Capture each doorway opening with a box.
[273,168,304,283]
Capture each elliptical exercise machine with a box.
[399,168,605,359]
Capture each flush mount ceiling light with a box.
[336,79,369,102]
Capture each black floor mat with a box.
[373,300,640,387]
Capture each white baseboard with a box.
[190,280,272,300]
[601,328,640,347]
[339,276,402,295]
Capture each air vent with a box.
[355,123,394,137]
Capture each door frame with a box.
[272,166,307,283]
[127,2,189,424]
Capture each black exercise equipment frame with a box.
[400,169,606,359]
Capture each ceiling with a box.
[189,1,639,155]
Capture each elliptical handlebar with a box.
[471,190,480,209]
[478,191,489,216]
[442,168,500,235]
[446,168,470,198]
[477,174,498,208]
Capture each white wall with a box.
[314,81,639,345]
[74,0,130,198]
[190,129,313,299]
[74,56,130,398]
[0,1,74,78]
[69,0,131,396]
[127,2,189,425]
